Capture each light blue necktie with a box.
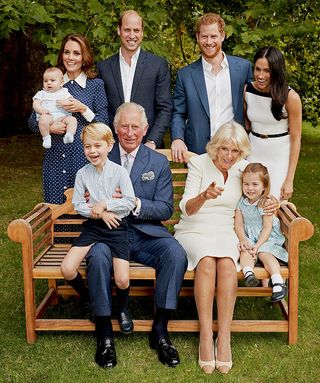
[123,153,131,174]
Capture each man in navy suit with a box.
[97,10,172,149]
[171,12,252,160]
[86,102,187,369]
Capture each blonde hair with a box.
[113,102,148,130]
[43,67,63,78]
[242,163,270,206]
[206,121,250,160]
[81,123,115,145]
[195,13,225,34]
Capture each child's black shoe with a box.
[244,272,260,287]
[271,283,287,302]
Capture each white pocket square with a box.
[141,171,155,181]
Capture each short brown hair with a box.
[195,13,225,34]
[57,34,96,79]
[242,163,271,206]
[118,10,144,29]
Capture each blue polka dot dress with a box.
[29,76,109,204]
[236,196,288,263]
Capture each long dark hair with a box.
[254,47,288,121]
[57,34,96,79]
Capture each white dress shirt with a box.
[72,159,136,218]
[119,47,140,102]
[202,53,234,136]
[63,72,95,121]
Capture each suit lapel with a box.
[131,50,147,101]
[227,55,241,114]
[190,58,210,117]
[130,144,149,185]
[109,143,121,165]
[110,54,125,102]
[110,143,149,185]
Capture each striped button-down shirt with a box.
[72,159,136,218]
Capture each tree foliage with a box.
[0,0,319,133]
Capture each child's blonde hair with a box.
[242,163,270,206]
[81,123,115,145]
[44,67,63,78]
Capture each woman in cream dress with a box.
[174,122,250,374]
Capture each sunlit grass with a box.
[1,126,318,383]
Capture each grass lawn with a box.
[0,125,319,383]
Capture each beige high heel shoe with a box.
[198,343,215,374]
[215,339,232,374]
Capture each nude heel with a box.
[198,343,215,374]
[215,339,232,374]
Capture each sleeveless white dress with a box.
[174,154,247,271]
[246,82,290,199]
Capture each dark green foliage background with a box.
[0,0,319,135]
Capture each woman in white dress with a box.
[174,122,251,374]
[245,46,302,200]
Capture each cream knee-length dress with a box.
[174,154,247,271]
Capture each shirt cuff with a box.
[132,197,141,217]
[81,106,95,122]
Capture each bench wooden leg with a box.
[288,276,298,345]
[48,280,58,304]
[24,276,36,344]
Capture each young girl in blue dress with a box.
[234,162,288,302]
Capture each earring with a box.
[82,62,85,66]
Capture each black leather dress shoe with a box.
[149,333,180,367]
[118,311,134,334]
[95,337,117,368]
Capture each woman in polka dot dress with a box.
[29,34,109,204]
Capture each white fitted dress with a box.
[246,82,290,199]
[174,154,247,271]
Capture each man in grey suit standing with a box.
[86,102,187,369]
[171,12,252,160]
[97,10,172,150]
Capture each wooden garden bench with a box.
[7,149,314,345]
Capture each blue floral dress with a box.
[29,75,108,204]
[236,196,288,262]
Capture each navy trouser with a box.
[86,227,188,316]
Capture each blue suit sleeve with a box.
[170,70,187,142]
[137,158,174,221]
[146,59,172,147]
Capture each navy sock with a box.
[116,286,130,313]
[152,308,172,339]
[67,272,89,302]
[95,316,113,343]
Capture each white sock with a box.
[243,266,254,278]
[42,135,51,149]
[271,273,283,293]
[63,132,74,144]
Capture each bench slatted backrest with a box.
[156,149,196,228]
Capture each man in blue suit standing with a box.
[86,102,187,369]
[171,13,252,160]
[97,10,172,150]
